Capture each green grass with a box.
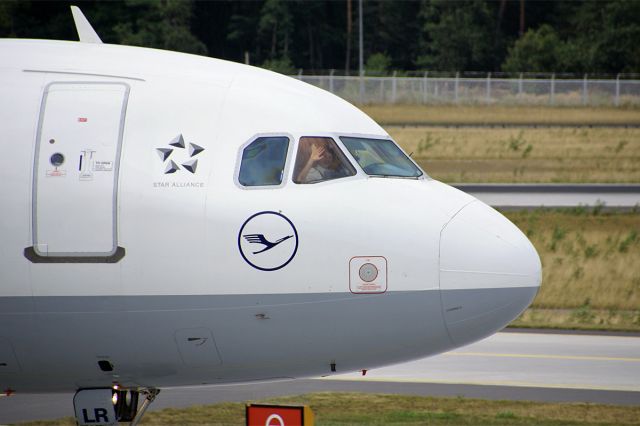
[374,105,640,327]
[389,126,640,183]
[503,209,640,331]
[19,393,640,425]
[361,105,640,125]
[511,308,640,332]
[356,104,640,183]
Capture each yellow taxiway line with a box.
[314,349,640,392]
[446,352,640,363]
[315,376,640,392]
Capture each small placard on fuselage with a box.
[93,160,114,171]
[349,256,387,294]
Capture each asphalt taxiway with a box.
[1,331,638,424]
[454,183,640,209]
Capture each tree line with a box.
[1,0,638,75]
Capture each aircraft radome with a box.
[0,7,541,425]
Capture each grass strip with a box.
[388,126,640,183]
[19,392,640,425]
[503,208,640,331]
[362,105,640,126]
[511,308,640,332]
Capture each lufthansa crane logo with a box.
[243,234,294,254]
[238,211,298,271]
[156,134,205,174]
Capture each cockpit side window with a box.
[238,136,289,186]
[340,136,423,178]
[293,137,356,184]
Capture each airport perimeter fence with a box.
[293,73,640,107]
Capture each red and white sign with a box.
[349,256,388,294]
[246,404,312,426]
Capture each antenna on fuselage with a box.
[70,5,103,44]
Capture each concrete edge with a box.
[502,327,640,337]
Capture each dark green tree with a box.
[417,0,501,71]
[502,24,562,73]
[0,1,77,41]
[224,3,261,64]
[2,0,638,74]
[369,1,421,70]
[258,0,293,63]
[0,1,17,37]
[365,52,392,75]
[502,1,640,73]
[113,0,207,55]
[291,1,335,71]
[573,1,640,73]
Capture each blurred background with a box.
[1,0,638,76]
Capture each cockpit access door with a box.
[29,82,129,261]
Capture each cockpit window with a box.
[340,137,423,178]
[293,137,356,184]
[238,136,289,186]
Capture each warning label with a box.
[349,256,388,294]
[93,161,113,171]
[46,169,67,177]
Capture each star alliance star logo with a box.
[156,134,205,175]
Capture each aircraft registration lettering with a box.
[82,408,110,424]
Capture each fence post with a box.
[423,71,428,105]
[486,72,491,104]
[288,72,640,107]
[519,73,523,99]
[359,70,364,104]
[329,69,335,94]
[392,71,397,104]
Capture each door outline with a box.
[25,81,130,263]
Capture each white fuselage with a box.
[0,39,541,393]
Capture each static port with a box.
[98,360,114,372]
[359,263,378,282]
[50,153,65,167]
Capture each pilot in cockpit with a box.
[293,137,355,184]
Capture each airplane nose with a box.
[439,201,541,346]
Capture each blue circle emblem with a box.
[238,211,298,271]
